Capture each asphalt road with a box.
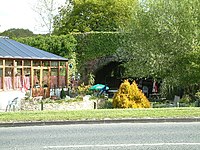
[0,122,200,150]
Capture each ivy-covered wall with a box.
[73,32,126,84]
[73,32,124,69]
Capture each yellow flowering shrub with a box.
[113,80,151,108]
[77,83,92,95]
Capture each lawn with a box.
[0,107,200,122]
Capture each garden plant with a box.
[113,80,151,108]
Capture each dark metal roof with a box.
[0,37,68,61]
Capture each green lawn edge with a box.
[0,107,200,123]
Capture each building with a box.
[0,37,68,111]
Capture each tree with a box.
[120,0,200,91]
[53,0,137,34]
[33,0,66,35]
[16,34,77,58]
[0,28,35,38]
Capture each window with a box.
[51,68,58,88]
[43,69,49,87]
[0,68,2,89]
[15,60,22,66]
[59,68,66,87]
[51,61,58,67]
[24,60,31,66]
[33,61,40,67]
[5,60,13,66]
[43,61,50,67]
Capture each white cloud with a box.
[0,0,66,34]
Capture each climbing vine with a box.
[73,32,125,69]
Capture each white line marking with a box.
[44,143,200,148]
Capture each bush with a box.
[180,94,192,103]
[77,83,92,95]
[195,91,200,100]
[60,88,66,99]
[113,80,151,108]
[98,99,113,109]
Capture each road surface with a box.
[0,122,200,150]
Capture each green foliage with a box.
[9,0,199,101]
[88,73,95,85]
[15,35,77,58]
[180,95,192,104]
[121,0,200,96]
[195,91,200,100]
[53,0,137,34]
[0,28,35,38]
[113,80,151,108]
[77,83,92,95]
[60,88,67,99]
[74,32,125,69]
[98,98,113,109]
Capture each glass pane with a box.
[43,61,50,67]
[51,68,58,88]
[51,61,58,67]
[60,68,66,76]
[43,69,48,88]
[5,67,13,76]
[15,68,22,89]
[24,68,31,76]
[23,68,30,90]
[24,60,31,66]
[16,60,22,66]
[33,69,40,88]
[4,76,13,90]
[0,60,3,66]
[5,60,13,66]
[16,68,22,76]
[0,68,2,77]
[0,68,2,89]
[33,61,40,67]
[60,61,66,67]
[59,68,66,87]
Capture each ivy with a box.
[73,32,126,68]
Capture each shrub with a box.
[180,94,192,103]
[113,80,151,108]
[98,98,113,109]
[60,88,66,99]
[77,83,92,95]
[195,91,200,100]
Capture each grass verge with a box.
[0,107,200,122]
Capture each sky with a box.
[0,0,66,34]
